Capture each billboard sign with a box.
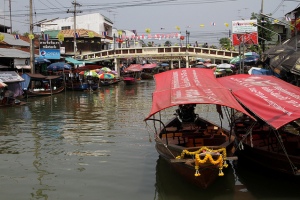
[231,20,258,46]
[39,40,61,59]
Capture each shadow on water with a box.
[232,160,300,200]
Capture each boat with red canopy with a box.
[141,63,159,79]
[123,64,142,85]
[218,74,300,177]
[144,68,254,189]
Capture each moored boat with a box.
[141,63,159,80]
[218,74,300,177]
[20,73,65,98]
[123,64,142,85]
[144,68,254,189]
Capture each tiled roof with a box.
[59,29,104,38]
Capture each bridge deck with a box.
[78,46,239,62]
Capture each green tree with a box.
[250,12,274,50]
[219,38,231,50]
[164,40,172,46]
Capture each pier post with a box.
[114,57,120,78]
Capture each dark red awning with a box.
[125,64,142,72]
[145,68,253,120]
[218,74,300,129]
[141,63,158,69]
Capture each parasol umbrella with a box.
[99,73,115,79]
[244,52,259,56]
[109,70,118,75]
[217,63,233,69]
[47,62,71,71]
[101,67,112,72]
[84,70,99,77]
[160,63,169,67]
[35,57,51,64]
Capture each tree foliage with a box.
[250,12,274,45]
[219,38,231,50]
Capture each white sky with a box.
[1,0,300,46]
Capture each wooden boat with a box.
[144,68,254,189]
[122,64,142,85]
[141,63,159,80]
[65,65,103,91]
[218,74,300,177]
[1,84,26,107]
[21,73,65,98]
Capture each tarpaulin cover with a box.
[218,74,300,129]
[141,63,158,69]
[145,68,253,120]
[124,64,142,72]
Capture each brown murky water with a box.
[0,80,299,200]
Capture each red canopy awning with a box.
[141,63,158,69]
[125,64,142,72]
[145,68,253,120]
[218,74,300,129]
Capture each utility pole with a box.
[30,0,35,73]
[261,0,265,52]
[9,0,12,33]
[67,0,82,59]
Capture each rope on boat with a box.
[237,122,256,151]
[274,130,298,175]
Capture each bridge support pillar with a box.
[114,57,121,77]
[170,60,174,69]
[178,60,181,68]
[185,56,189,68]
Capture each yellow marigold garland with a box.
[176,147,228,177]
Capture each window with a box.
[61,26,71,30]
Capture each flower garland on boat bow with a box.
[176,147,228,177]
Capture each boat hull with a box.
[123,77,136,85]
[235,142,300,177]
[155,140,222,189]
[149,116,235,189]
[24,85,65,97]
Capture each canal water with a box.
[0,80,300,200]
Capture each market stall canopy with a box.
[73,65,103,73]
[0,71,24,83]
[145,68,253,120]
[141,63,158,69]
[47,62,72,71]
[99,73,115,79]
[65,57,95,65]
[35,57,51,64]
[125,64,142,72]
[218,74,300,130]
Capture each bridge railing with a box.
[79,46,239,61]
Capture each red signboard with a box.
[232,32,258,46]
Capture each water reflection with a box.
[3,80,299,199]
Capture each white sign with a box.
[232,20,257,34]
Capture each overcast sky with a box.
[1,0,300,46]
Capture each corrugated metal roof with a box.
[0,48,31,58]
[0,71,24,83]
[0,33,30,47]
[43,30,60,38]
